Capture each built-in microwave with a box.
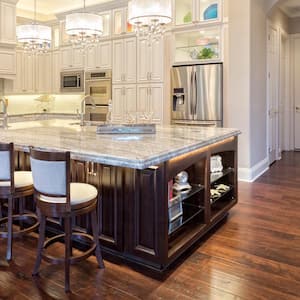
[60,70,84,93]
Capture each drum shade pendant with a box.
[16,0,51,53]
[127,0,172,41]
[65,0,103,48]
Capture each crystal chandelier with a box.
[65,0,103,48]
[16,0,51,53]
[127,0,172,41]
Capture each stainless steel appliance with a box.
[84,70,112,122]
[60,70,84,93]
[171,63,223,127]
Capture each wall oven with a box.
[84,70,112,122]
[60,70,84,93]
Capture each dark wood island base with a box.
[15,135,238,278]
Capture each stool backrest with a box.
[30,148,71,212]
[0,142,14,195]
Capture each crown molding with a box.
[55,0,128,20]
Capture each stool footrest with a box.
[0,214,39,238]
[42,232,96,265]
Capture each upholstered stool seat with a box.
[0,171,33,188]
[39,183,98,207]
[30,148,104,293]
[0,143,39,261]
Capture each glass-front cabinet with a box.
[174,0,221,26]
[174,27,221,64]
[113,7,133,35]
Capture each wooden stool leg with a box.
[19,197,25,230]
[6,196,13,261]
[91,210,105,269]
[32,213,46,276]
[64,216,72,293]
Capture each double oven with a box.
[84,70,112,122]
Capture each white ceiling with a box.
[278,0,300,18]
[16,0,112,20]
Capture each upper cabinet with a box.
[0,0,16,45]
[98,10,111,37]
[174,27,221,64]
[112,37,136,84]
[112,7,133,36]
[61,46,84,70]
[137,38,164,83]
[174,0,221,26]
[86,41,112,70]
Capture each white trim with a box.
[238,157,269,182]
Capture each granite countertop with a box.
[0,119,241,169]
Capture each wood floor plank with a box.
[0,151,300,299]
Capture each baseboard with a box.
[238,157,269,182]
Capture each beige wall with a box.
[227,0,251,169]
[290,17,300,34]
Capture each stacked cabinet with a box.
[112,37,137,122]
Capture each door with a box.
[150,84,163,124]
[124,37,137,83]
[267,25,279,164]
[150,38,164,82]
[194,64,222,121]
[52,51,61,93]
[137,38,151,82]
[112,85,124,123]
[124,85,137,116]
[98,41,112,69]
[112,39,123,83]
[171,66,194,121]
[294,38,300,149]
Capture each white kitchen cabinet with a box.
[36,52,52,93]
[112,7,133,36]
[0,1,16,45]
[61,46,84,70]
[22,52,35,93]
[0,49,16,79]
[113,37,136,84]
[98,11,111,37]
[112,84,137,122]
[52,50,61,93]
[173,0,221,26]
[137,38,164,83]
[137,84,163,124]
[86,41,112,70]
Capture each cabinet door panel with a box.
[52,51,61,93]
[112,40,123,83]
[23,53,35,93]
[150,85,163,124]
[124,85,137,115]
[137,85,149,122]
[151,39,164,82]
[86,46,97,70]
[112,86,124,122]
[61,47,73,69]
[137,39,150,82]
[0,2,16,43]
[72,48,84,69]
[36,53,52,93]
[124,37,136,83]
[99,41,112,69]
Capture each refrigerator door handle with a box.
[190,70,195,116]
[194,70,197,117]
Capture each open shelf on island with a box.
[210,167,234,184]
[173,183,204,202]
[210,185,233,205]
[168,203,204,235]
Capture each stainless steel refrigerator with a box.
[171,63,223,127]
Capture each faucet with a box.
[0,98,8,128]
[79,95,96,126]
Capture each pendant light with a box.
[65,0,103,48]
[127,0,172,41]
[16,0,51,53]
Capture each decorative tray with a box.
[96,123,156,134]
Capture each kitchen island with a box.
[0,120,240,276]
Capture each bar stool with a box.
[0,142,39,260]
[30,148,104,293]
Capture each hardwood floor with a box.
[1,151,300,299]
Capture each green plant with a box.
[197,48,215,59]
[183,11,192,23]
